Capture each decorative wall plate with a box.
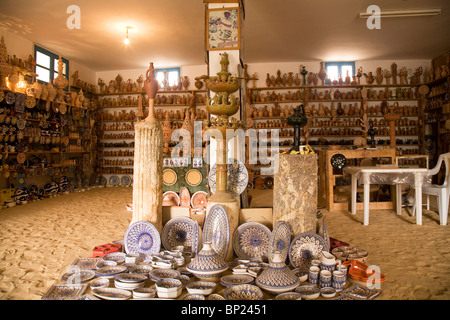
[25,96,36,108]
[98,175,107,186]
[17,152,26,164]
[179,187,191,207]
[288,232,328,269]
[41,284,87,300]
[162,191,180,206]
[163,168,177,186]
[92,288,132,300]
[208,159,248,195]
[61,270,96,284]
[185,169,203,187]
[162,216,199,252]
[109,175,119,186]
[233,222,272,259]
[16,118,26,130]
[120,175,132,186]
[124,221,161,262]
[191,191,207,208]
[202,204,230,261]
[331,154,346,169]
[5,91,15,104]
[268,221,291,263]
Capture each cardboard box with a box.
[239,208,273,229]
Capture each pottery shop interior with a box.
[0,0,449,304]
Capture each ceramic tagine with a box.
[255,250,300,294]
[186,242,229,282]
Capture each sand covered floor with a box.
[0,187,449,300]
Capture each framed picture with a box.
[206,7,241,51]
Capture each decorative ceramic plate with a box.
[179,187,191,207]
[92,288,132,300]
[208,159,248,195]
[114,273,147,283]
[5,91,15,104]
[202,204,230,261]
[95,266,127,278]
[16,118,26,130]
[269,220,291,263]
[109,175,119,186]
[120,175,131,186]
[17,152,26,164]
[98,175,107,186]
[61,270,96,284]
[331,154,346,169]
[25,95,36,108]
[162,191,180,206]
[124,221,161,262]
[288,232,328,269]
[340,284,381,300]
[163,168,177,186]
[185,169,203,187]
[41,284,87,300]
[161,217,199,253]
[191,191,207,208]
[233,222,272,260]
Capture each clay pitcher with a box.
[364,72,375,84]
[375,67,383,85]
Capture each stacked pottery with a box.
[186,242,228,282]
[255,251,299,294]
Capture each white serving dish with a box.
[89,278,110,290]
[114,279,145,290]
[133,287,156,298]
[185,281,217,295]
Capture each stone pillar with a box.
[132,121,164,233]
[273,154,318,236]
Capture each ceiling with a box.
[0,0,449,72]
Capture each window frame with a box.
[324,61,355,84]
[155,67,181,89]
[34,44,69,85]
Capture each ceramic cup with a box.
[320,262,336,272]
[332,270,346,292]
[335,264,348,277]
[319,270,332,288]
[309,266,320,285]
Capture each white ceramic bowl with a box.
[90,278,110,290]
[185,281,217,295]
[114,279,145,290]
[132,287,156,299]
[320,287,337,298]
[156,286,182,299]
[295,285,320,300]
[155,279,183,293]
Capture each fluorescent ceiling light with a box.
[359,9,441,18]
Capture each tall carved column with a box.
[132,63,164,233]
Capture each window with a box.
[34,45,69,84]
[324,61,355,84]
[155,67,180,89]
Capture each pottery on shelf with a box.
[186,242,228,281]
[318,61,327,85]
[255,250,299,294]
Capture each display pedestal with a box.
[206,194,240,262]
[273,154,318,236]
[132,120,164,233]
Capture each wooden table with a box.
[344,166,429,225]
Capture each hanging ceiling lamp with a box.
[123,27,131,45]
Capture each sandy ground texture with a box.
[0,187,449,300]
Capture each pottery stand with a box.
[273,154,318,236]
[132,121,164,232]
[206,196,240,262]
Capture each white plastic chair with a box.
[412,152,450,225]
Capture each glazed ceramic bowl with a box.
[96,260,117,269]
[89,278,110,290]
[114,279,145,290]
[207,293,225,300]
[292,268,309,283]
[274,292,302,300]
[114,273,147,283]
[149,269,181,282]
[224,284,264,300]
[128,265,153,275]
[295,285,320,300]
[320,287,336,298]
[220,274,254,287]
[132,287,156,299]
[155,278,183,293]
[185,281,217,295]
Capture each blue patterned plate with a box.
[95,266,127,278]
[41,284,87,300]
[269,221,291,263]
[61,270,95,284]
[208,159,248,195]
[288,232,328,269]
[202,204,230,261]
[232,222,272,259]
[162,217,199,253]
[124,221,161,262]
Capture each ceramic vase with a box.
[318,61,327,85]
[144,62,159,122]
[255,251,299,294]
